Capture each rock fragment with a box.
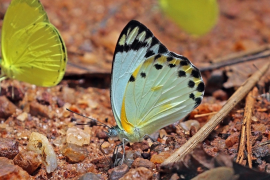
[0,138,19,159]
[108,164,129,180]
[62,143,88,163]
[13,150,42,174]
[66,127,90,146]
[119,167,153,180]
[0,157,30,180]
[27,132,57,173]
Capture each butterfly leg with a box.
[113,142,123,167]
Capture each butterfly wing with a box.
[112,20,204,136]
[124,53,204,135]
[1,0,67,87]
[111,20,168,127]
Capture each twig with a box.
[236,87,257,168]
[194,112,217,118]
[200,50,270,72]
[213,45,270,63]
[247,88,258,168]
[161,62,270,166]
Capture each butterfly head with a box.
[106,126,119,137]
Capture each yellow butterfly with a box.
[0,0,67,87]
[159,0,219,36]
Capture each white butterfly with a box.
[107,20,205,144]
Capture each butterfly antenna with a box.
[66,108,111,129]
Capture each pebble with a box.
[29,101,52,118]
[62,143,88,163]
[16,112,28,122]
[27,132,57,173]
[225,132,239,148]
[66,127,91,146]
[180,120,200,131]
[131,141,149,151]
[150,151,171,164]
[0,96,17,119]
[119,167,153,180]
[131,158,155,170]
[78,172,102,180]
[108,164,129,180]
[124,150,142,167]
[0,138,19,159]
[13,150,42,174]
[0,157,30,179]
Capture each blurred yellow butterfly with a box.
[159,0,219,36]
[0,0,67,87]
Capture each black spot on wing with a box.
[129,75,135,82]
[145,50,155,58]
[191,69,200,78]
[169,64,176,68]
[140,72,146,78]
[197,82,205,92]
[194,97,202,108]
[158,44,168,54]
[131,39,148,51]
[150,37,159,48]
[178,70,186,77]
[188,80,195,88]
[154,64,163,70]
[154,54,162,60]
[115,44,124,53]
[180,60,189,66]
[189,93,195,100]
[167,57,174,62]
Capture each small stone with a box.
[66,127,91,146]
[29,101,52,118]
[108,164,129,180]
[13,150,42,174]
[225,132,239,148]
[0,138,19,159]
[96,129,108,140]
[124,150,142,167]
[180,120,200,131]
[150,151,171,164]
[62,87,76,104]
[0,96,17,119]
[62,143,88,163]
[119,167,153,180]
[78,172,102,180]
[36,91,52,105]
[27,132,57,173]
[131,141,149,151]
[17,112,28,122]
[131,158,155,170]
[0,157,30,179]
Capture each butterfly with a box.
[0,0,67,87]
[106,20,205,146]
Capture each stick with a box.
[161,62,270,166]
[247,87,258,168]
[236,87,257,167]
[200,50,270,72]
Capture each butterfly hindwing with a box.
[111,20,169,126]
[123,54,204,135]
